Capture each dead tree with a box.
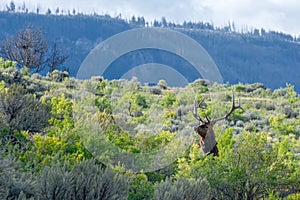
[193,90,244,156]
[46,41,68,72]
[1,26,47,72]
[0,26,68,73]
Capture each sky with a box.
[2,0,300,36]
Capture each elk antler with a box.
[212,90,245,123]
[193,97,210,123]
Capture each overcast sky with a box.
[2,0,300,36]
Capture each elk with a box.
[193,90,244,157]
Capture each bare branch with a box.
[0,25,68,73]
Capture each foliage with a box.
[0,62,299,198]
[0,80,5,92]
[20,66,30,76]
[38,160,129,200]
[0,154,129,199]
[0,66,23,85]
[129,173,154,200]
[95,95,112,113]
[161,91,176,107]
[0,150,35,199]
[18,93,91,171]
[1,9,300,93]
[130,93,147,109]
[176,126,300,199]
[48,93,73,130]
[46,69,69,82]
[199,131,299,199]
[154,177,211,200]
[157,79,167,89]
[269,114,300,136]
[0,84,50,136]
[0,57,17,69]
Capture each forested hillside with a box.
[0,59,299,199]
[0,10,300,91]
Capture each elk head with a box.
[193,90,244,156]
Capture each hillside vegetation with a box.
[0,58,300,199]
[0,11,300,91]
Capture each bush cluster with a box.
[0,58,299,199]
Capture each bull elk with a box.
[193,90,244,156]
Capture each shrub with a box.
[255,102,262,109]
[31,73,43,80]
[149,87,162,95]
[37,160,129,200]
[0,67,23,84]
[157,80,167,90]
[129,174,154,200]
[0,84,50,135]
[201,131,300,199]
[91,76,104,82]
[234,84,246,92]
[245,83,264,93]
[20,67,30,76]
[161,92,176,107]
[154,177,211,200]
[130,93,147,108]
[269,114,298,135]
[46,69,69,82]
[64,77,77,89]
[266,104,276,111]
[0,151,35,199]
[284,107,298,118]
[0,57,16,69]
[244,111,261,121]
[190,79,211,87]
[95,95,112,113]
[236,120,244,127]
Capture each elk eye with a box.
[200,125,206,128]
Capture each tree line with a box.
[2,1,299,43]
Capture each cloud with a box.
[3,0,300,35]
[203,0,300,34]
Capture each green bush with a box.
[161,92,176,107]
[157,80,167,89]
[200,131,300,199]
[0,84,50,137]
[0,65,299,199]
[95,95,112,113]
[0,151,35,199]
[129,173,154,200]
[0,57,17,69]
[38,160,129,200]
[46,69,69,82]
[154,177,211,200]
[0,67,23,84]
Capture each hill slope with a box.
[0,12,300,91]
[0,60,300,199]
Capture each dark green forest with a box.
[0,58,299,199]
